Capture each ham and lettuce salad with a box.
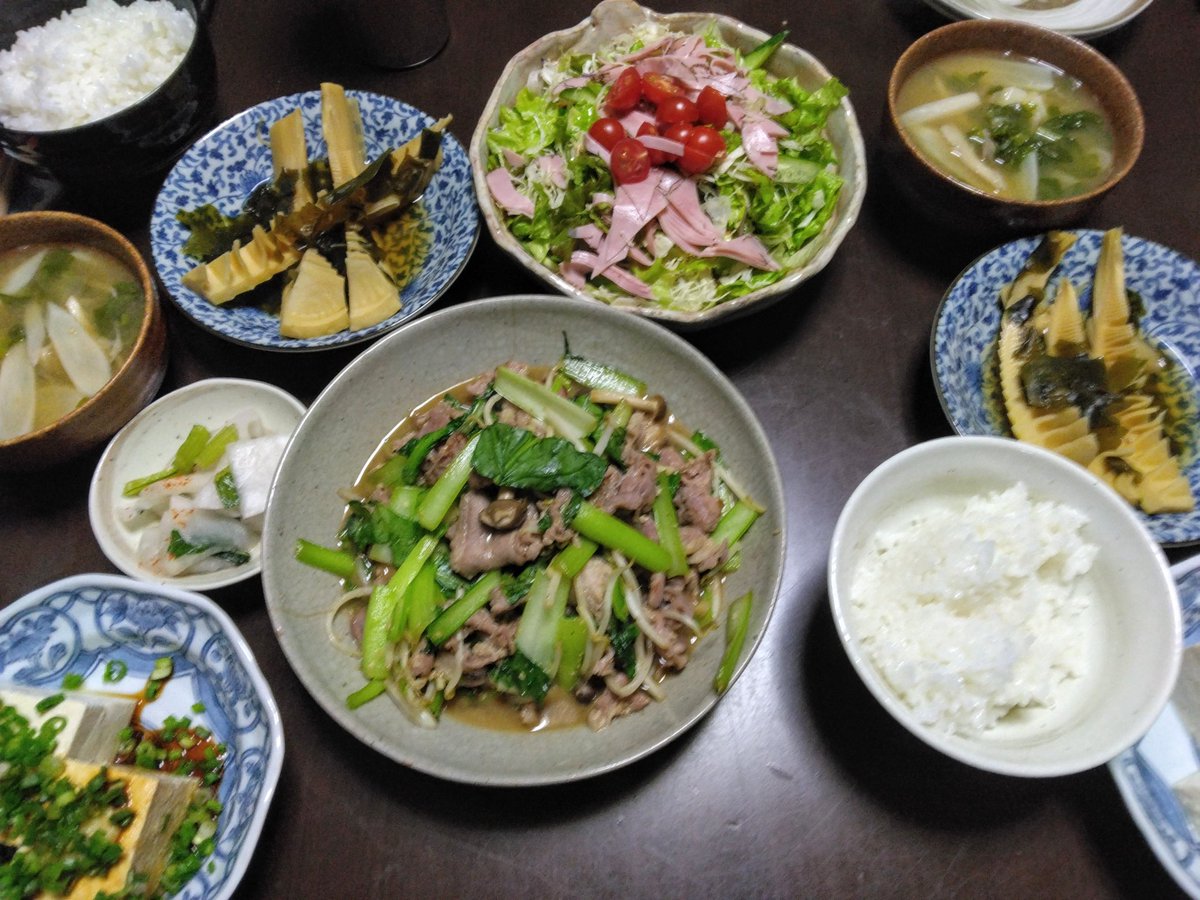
[483,21,848,313]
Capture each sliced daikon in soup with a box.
[896,49,1113,201]
[45,300,112,395]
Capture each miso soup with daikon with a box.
[896,50,1113,201]
[0,244,143,441]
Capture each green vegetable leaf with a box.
[490,650,552,702]
[339,500,422,561]
[93,282,142,341]
[609,618,640,678]
[472,423,607,495]
[215,466,240,510]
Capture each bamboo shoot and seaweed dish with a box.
[994,228,1195,514]
[296,350,761,732]
[176,83,449,339]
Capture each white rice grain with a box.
[850,482,1097,735]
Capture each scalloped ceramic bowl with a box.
[829,436,1181,777]
[0,211,167,472]
[261,294,786,785]
[883,19,1143,236]
[469,0,866,329]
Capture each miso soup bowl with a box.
[0,211,167,472]
[883,19,1144,236]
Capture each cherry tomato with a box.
[636,122,673,165]
[641,73,686,106]
[588,117,626,151]
[679,126,726,174]
[605,67,642,114]
[609,137,651,184]
[663,122,694,147]
[656,95,699,125]
[696,85,729,127]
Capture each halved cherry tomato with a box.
[641,73,686,106]
[656,95,699,125]
[679,126,726,174]
[663,122,694,147]
[636,122,673,165]
[605,67,642,114]
[696,85,729,127]
[588,117,626,151]
[609,137,651,184]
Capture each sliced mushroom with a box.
[480,496,529,530]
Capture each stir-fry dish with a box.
[483,20,846,313]
[298,352,761,731]
[995,228,1195,513]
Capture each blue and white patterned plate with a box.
[150,90,478,351]
[0,574,284,900]
[1111,553,1200,899]
[931,230,1200,546]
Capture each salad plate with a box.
[261,294,786,786]
[921,0,1155,39]
[0,573,284,900]
[89,378,306,591]
[931,229,1200,546]
[150,90,478,351]
[1111,553,1200,900]
[469,0,866,328]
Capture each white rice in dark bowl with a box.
[0,0,195,132]
[849,482,1099,735]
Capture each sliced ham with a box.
[697,235,779,270]
[532,154,568,189]
[486,167,535,218]
[592,170,668,275]
[741,115,788,177]
[502,148,525,169]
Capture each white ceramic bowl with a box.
[89,378,306,590]
[261,294,786,785]
[469,0,866,328]
[828,435,1181,777]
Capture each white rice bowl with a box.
[828,436,1181,777]
[0,0,195,132]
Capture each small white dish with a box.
[89,378,305,590]
[828,435,1181,777]
[922,0,1155,39]
[0,573,285,900]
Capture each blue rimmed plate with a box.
[0,574,284,900]
[1111,554,1200,899]
[931,230,1200,546]
[150,90,478,351]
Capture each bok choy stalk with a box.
[294,539,358,580]
[361,534,439,679]
[561,353,646,395]
[493,366,598,448]
[416,432,481,530]
[709,500,761,555]
[570,501,672,573]
[714,591,753,694]
[425,570,503,646]
[653,474,689,577]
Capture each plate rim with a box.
[1109,552,1200,900]
[261,292,787,786]
[929,228,1200,547]
[150,88,479,353]
[0,571,286,900]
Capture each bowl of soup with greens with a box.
[0,211,165,471]
[884,19,1142,234]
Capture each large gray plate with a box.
[261,295,785,785]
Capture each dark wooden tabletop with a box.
[3,0,1199,896]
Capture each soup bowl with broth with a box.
[0,211,166,471]
[884,19,1142,235]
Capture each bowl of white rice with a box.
[0,0,215,202]
[828,435,1181,777]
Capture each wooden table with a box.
[3,0,1199,895]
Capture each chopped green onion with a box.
[35,693,65,713]
[103,660,128,683]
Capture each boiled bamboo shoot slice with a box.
[0,344,35,439]
[1045,278,1088,355]
[279,249,349,338]
[321,82,365,187]
[182,223,302,304]
[270,109,313,210]
[345,227,399,331]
